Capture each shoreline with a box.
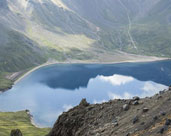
[14,57,170,85]
[2,57,170,129]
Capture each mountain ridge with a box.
[0,0,171,83]
[48,87,171,136]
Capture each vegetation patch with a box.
[0,111,50,136]
[0,73,13,92]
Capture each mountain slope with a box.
[0,0,171,78]
[49,88,171,136]
[0,23,46,72]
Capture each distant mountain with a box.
[0,0,171,73]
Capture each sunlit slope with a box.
[61,0,171,57]
[0,111,50,136]
[0,0,171,74]
[0,24,46,72]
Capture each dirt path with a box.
[118,0,137,51]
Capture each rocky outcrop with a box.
[49,88,171,136]
[10,129,22,136]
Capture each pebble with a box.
[165,119,171,126]
[153,116,158,120]
[160,111,166,116]
[142,108,149,112]
[133,116,139,124]
[112,119,118,127]
[159,125,168,134]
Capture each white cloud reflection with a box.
[98,74,134,86]
[63,104,73,112]
[93,99,107,104]
[108,92,133,100]
[141,82,167,97]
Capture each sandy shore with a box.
[13,56,169,85]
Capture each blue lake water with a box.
[0,60,171,127]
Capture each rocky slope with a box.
[49,87,171,136]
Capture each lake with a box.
[0,60,171,127]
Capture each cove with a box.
[0,60,171,127]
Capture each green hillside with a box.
[0,24,46,72]
[0,0,171,91]
[0,111,50,136]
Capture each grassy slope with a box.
[0,73,13,91]
[0,111,50,136]
[98,24,171,57]
[0,25,46,72]
[131,24,171,57]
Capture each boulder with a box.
[10,129,22,136]
[159,91,165,95]
[133,96,140,101]
[169,85,171,91]
[133,116,139,124]
[132,100,139,105]
[123,104,129,111]
[79,98,89,107]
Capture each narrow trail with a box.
[118,0,137,51]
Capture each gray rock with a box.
[133,116,139,124]
[153,116,158,120]
[133,96,140,101]
[159,91,165,95]
[142,108,149,112]
[165,119,171,126]
[79,98,89,107]
[160,111,166,116]
[112,119,118,126]
[132,100,139,105]
[159,125,168,134]
[10,129,22,136]
[159,127,165,134]
[123,104,129,111]
[113,122,118,127]
[169,86,171,91]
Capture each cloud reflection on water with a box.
[0,69,169,127]
[98,74,134,86]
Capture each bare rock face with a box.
[49,88,171,136]
[48,99,90,136]
[10,129,22,136]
